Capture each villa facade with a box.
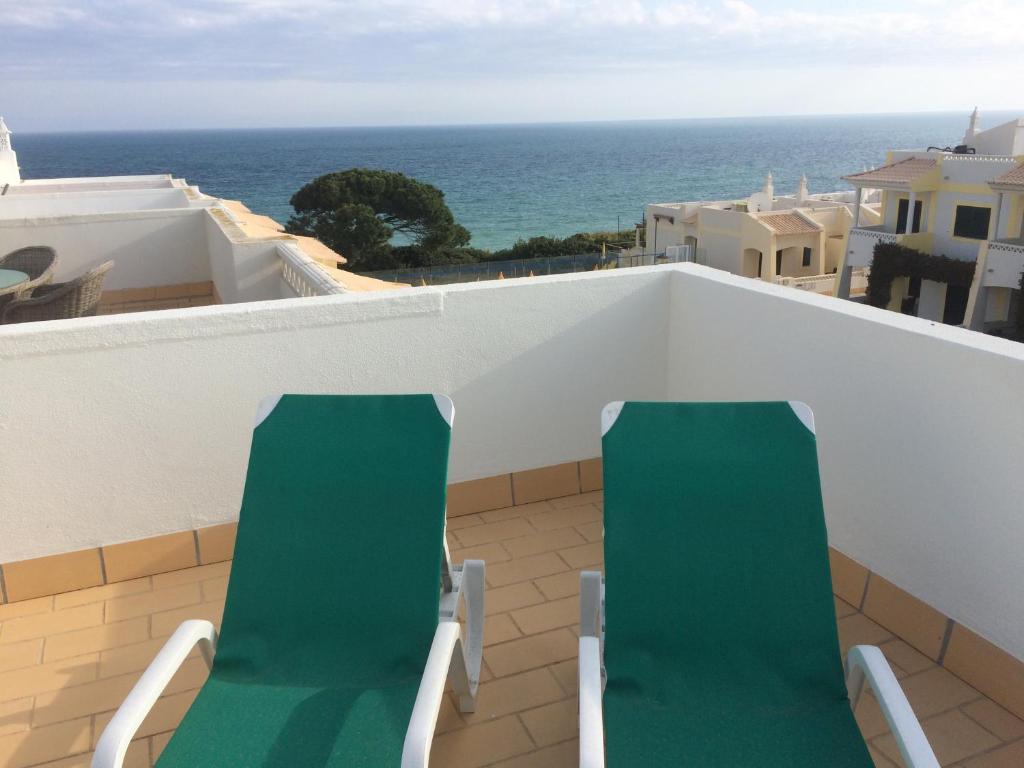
[644,173,880,297]
[840,110,1024,333]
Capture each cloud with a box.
[2,0,1024,82]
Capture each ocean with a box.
[13,112,1015,252]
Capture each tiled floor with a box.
[1,490,1022,767]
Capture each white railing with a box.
[775,268,868,296]
[846,228,898,268]
[278,242,346,297]
[984,240,1024,288]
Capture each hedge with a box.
[866,241,975,309]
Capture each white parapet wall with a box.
[668,266,1024,661]
[1,265,1024,661]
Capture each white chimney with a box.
[962,107,980,147]
[796,174,808,203]
[0,117,22,185]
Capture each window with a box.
[775,250,782,275]
[896,198,923,233]
[802,247,812,267]
[953,205,991,239]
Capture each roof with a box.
[757,213,820,235]
[842,157,937,187]
[990,163,1024,188]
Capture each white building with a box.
[645,174,880,297]
[0,119,401,320]
[840,109,1023,333]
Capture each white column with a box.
[904,191,917,234]
[990,192,1004,241]
[853,187,862,228]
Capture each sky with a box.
[2,0,1024,131]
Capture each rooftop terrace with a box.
[1,265,1023,765]
[2,487,1023,767]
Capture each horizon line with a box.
[11,107,1024,136]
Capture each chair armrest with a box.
[579,636,606,768]
[92,620,217,768]
[401,621,462,768]
[845,645,939,768]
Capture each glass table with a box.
[0,269,29,290]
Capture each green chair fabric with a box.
[157,394,451,767]
[601,401,872,767]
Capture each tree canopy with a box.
[286,169,471,270]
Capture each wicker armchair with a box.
[0,246,59,314]
[2,260,113,324]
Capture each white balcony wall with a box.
[0,208,212,289]
[667,267,1024,661]
[2,265,1024,662]
[0,188,194,219]
[0,268,670,561]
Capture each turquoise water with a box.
[14,113,1012,251]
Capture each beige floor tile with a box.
[876,708,999,765]
[1,604,104,644]
[534,570,588,601]
[550,491,602,509]
[943,624,1024,721]
[479,501,553,522]
[485,614,523,647]
[0,716,91,768]
[528,504,602,532]
[879,638,935,677]
[450,542,512,565]
[436,694,464,734]
[487,553,569,587]
[454,518,536,548]
[548,659,578,697]
[151,730,173,762]
[578,457,603,493]
[0,697,33,737]
[829,549,869,608]
[574,521,603,543]
[429,715,534,768]
[502,528,586,559]
[0,596,54,621]
[834,596,858,619]
[104,583,202,624]
[485,583,547,616]
[520,697,578,747]
[837,612,893,653]
[150,561,229,590]
[510,596,579,636]
[485,629,577,678]
[557,541,604,570]
[43,617,150,662]
[899,666,982,720]
[150,600,224,638]
[33,673,138,727]
[201,575,229,602]
[54,578,152,611]
[855,691,893,740]
[0,654,99,701]
[867,743,899,767]
[961,740,1024,767]
[446,513,485,531]
[462,668,566,724]
[491,738,578,767]
[0,639,43,673]
[962,699,1024,742]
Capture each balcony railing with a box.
[846,227,898,268]
[775,268,868,296]
[983,239,1024,288]
[278,242,346,296]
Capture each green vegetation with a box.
[287,169,642,271]
[866,241,975,309]
[286,169,471,271]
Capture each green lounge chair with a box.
[94,394,484,768]
[579,401,938,767]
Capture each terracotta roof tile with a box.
[758,213,820,235]
[842,158,937,187]
[991,164,1024,187]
